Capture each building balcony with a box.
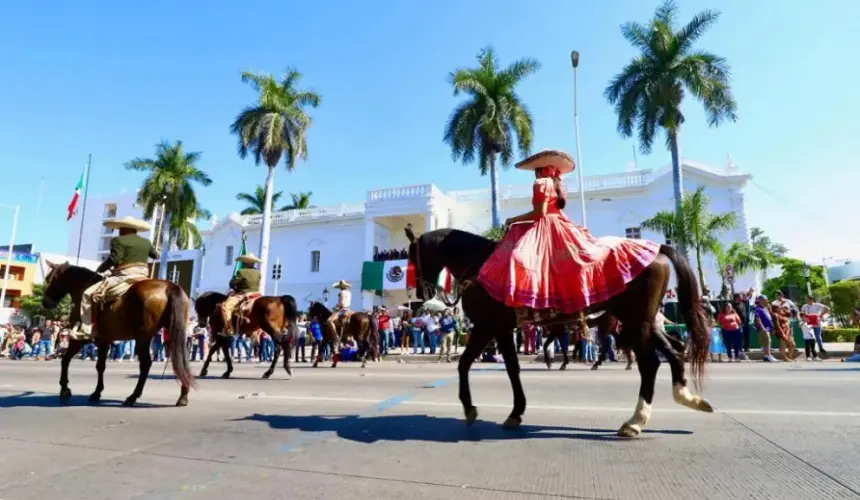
[367,184,443,202]
[239,204,365,228]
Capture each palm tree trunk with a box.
[695,244,706,294]
[489,152,501,228]
[157,209,171,280]
[668,130,688,259]
[257,165,276,294]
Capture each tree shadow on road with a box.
[235,413,692,445]
[0,391,169,408]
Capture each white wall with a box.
[66,192,154,261]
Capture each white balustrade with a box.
[367,184,432,201]
[240,203,365,227]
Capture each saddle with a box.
[94,275,149,312]
[231,292,262,332]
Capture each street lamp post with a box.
[570,50,587,228]
[0,204,21,311]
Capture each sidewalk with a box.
[380,343,855,364]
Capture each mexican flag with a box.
[361,259,454,293]
[232,232,247,277]
[67,166,86,221]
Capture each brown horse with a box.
[405,226,713,438]
[42,262,195,407]
[194,291,298,380]
[307,302,379,368]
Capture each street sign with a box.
[725,264,735,284]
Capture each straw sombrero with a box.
[515,150,575,174]
[236,254,262,265]
[331,280,352,289]
[103,216,151,232]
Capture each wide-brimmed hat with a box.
[103,216,151,232]
[331,280,352,289]
[515,150,575,174]
[236,254,262,264]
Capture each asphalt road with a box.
[0,357,858,500]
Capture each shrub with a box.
[821,327,859,343]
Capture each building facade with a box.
[197,160,757,311]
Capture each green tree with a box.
[762,258,827,302]
[170,203,210,250]
[641,185,736,293]
[605,0,738,258]
[231,68,321,292]
[125,140,212,279]
[711,241,770,298]
[483,226,506,242]
[828,280,860,325]
[444,47,540,229]
[236,185,283,215]
[282,191,313,210]
[750,226,788,258]
[19,284,71,320]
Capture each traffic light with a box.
[272,263,282,281]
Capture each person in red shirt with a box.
[377,307,392,355]
[717,302,743,362]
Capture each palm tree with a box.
[236,185,283,215]
[641,185,736,293]
[282,191,313,211]
[748,226,784,283]
[170,203,210,250]
[711,241,769,298]
[605,0,738,258]
[231,68,321,293]
[126,140,212,279]
[444,47,540,228]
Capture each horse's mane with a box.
[419,228,497,279]
[65,263,101,282]
[309,301,332,318]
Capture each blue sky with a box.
[1,0,858,263]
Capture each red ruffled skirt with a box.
[477,213,660,314]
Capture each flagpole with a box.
[75,154,92,265]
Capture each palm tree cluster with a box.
[125,140,212,279]
[120,0,740,294]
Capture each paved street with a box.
[0,357,858,500]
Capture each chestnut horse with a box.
[194,291,298,380]
[42,262,195,407]
[307,302,379,368]
[405,226,713,438]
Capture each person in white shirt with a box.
[295,314,308,362]
[422,311,439,353]
[800,295,830,355]
[327,280,353,337]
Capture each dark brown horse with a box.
[405,226,713,438]
[194,291,298,380]
[307,302,379,368]
[42,262,195,407]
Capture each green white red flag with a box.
[67,166,86,221]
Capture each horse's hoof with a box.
[312,362,319,368]
[199,370,208,377]
[502,416,522,430]
[262,372,272,380]
[545,362,552,370]
[697,398,715,413]
[590,364,599,371]
[122,398,136,407]
[221,372,231,379]
[88,393,102,404]
[465,406,478,427]
[360,363,367,369]
[59,388,72,404]
[625,365,633,371]
[285,369,293,377]
[617,423,641,438]
[559,364,567,371]
[175,397,188,407]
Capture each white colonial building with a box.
[195,160,757,311]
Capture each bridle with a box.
[412,234,480,307]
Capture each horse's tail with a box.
[279,295,298,344]
[164,284,197,390]
[368,313,380,359]
[660,244,708,390]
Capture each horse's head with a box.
[308,301,330,320]
[404,223,442,302]
[42,261,72,309]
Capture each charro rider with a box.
[327,280,352,337]
[222,253,262,331]
[73,216,159,340]
[476,150,660,325]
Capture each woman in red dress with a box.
[476,150,661,320]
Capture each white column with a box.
[425,208,434,233]
[364,218,375,261]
